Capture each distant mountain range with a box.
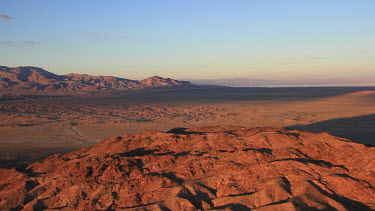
[187,77,375,87]
[2,66,373,93]
[0,66,193,92]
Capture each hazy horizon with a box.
[1,0,375,81]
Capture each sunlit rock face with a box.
[1,126,375,210]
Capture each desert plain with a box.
[1,85,375,169]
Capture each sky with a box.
[0,0,375,80]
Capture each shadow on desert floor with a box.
[103,86,375,104]
[287,113,375,146]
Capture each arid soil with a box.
[1,87,375,169]
[1,126,375,210]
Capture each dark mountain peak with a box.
[11,66,63,80]
[149,75,164,79]
[65,73,90,77]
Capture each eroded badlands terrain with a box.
[1,126,375,210]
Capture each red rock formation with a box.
[1,126,375,210]
[0,66,193,92]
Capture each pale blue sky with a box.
[0,0,374,80]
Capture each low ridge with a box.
[0,66,193,92]
[1,126,374,210]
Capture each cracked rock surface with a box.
[1,126,375,210]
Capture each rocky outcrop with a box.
[140,76,188,87]
[0,66,193,92]
[1,126,375,210]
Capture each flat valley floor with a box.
[1,86,375,168]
